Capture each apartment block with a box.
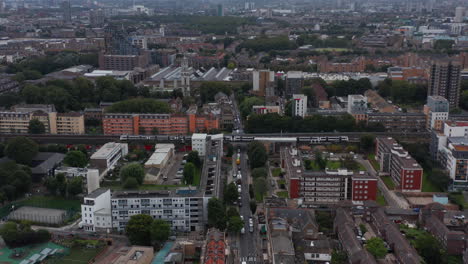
[0,104,85,134]
[347,94,368,122]
[431,121,468,187]
[192,133,207,156]
[367,112,426,133]
[98,52,150,71]
[111,191,207,232]
[102,113,219,135]
[292,94,307,118]
[424,96,449,131]
[429,62,461,108]
[285,71,303,98]
[81,188,112,232]
[252,70,274,97]
[376,137,423,192]
[251,105,281,115]
[280,146,377,204]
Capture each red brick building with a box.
[280,146,377,204]
[103,113,219,135]
[376,137,423,192]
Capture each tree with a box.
[253,177,268,201]
[251,167,267,178]
[183,162,196,185]
[67,177,83,196]
[120,163,145,185]
[250,200,257,214]
[360,134,375,152]
[150,219,170,247]
[28,119,45,134]
[64,151,88,168]
[106,98,171,114]
[226,144,234,158]
[239,97,265,118]
[224,182,239,205]
[365,237,387,259]
[126,214,154,246]
[207,198,226,230]
[187,151,201,168]
[0,143,4,158]
[11,170,31,194]
[5,137,38,165]
[123,177,139,189]
[315,151,327,170]
[248,141,267,169]
[331,250,348,264]
[227,215,244,233]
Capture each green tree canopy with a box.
[251,167,267,178]
[253,177,268,201]
[28,119,46,134]
[5,137,39,165]
[126,214,154,246]
[106,98,171,114]
[120,163,145,185]
[227,215,244,233]
[250,200,257,214]
[248,142,267,169]
[67,177,83,196]
[239,97,265,118]
[224,182,239,205]
[150,219,170,246]
[64,150,88,168]
[207,198,226,230]
[365,237,387,259]
[183,162,196,185]
[360,134,376,152]
[187,151,202,168]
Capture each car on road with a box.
[241,227,245,234]
[237,185,242,193]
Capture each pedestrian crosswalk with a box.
[240,256,257,263]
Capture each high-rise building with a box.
[217,4,224,16]
[424,96,449,131]
[285,71,303,98]
[180,56,191,96]
[292,94,307,118]
[347,94,368,122]
[61,0,71,22]
[89,9,105,27]
[454,6,466,23]
[429,62,461,108]
[252,70,274,96]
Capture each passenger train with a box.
[119,134,350,143]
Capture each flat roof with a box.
[192,133,208,140]
[91,142,124,159]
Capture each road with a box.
[236,148,262,264]
[357,158,410,209]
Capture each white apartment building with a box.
[292,94,307,118]
[192,133,207,156]
[81,189,112,232]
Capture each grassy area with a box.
[192,169,201,186]
[357,163,367,171]
[255,192,263,202]
[376,190,387,206]
[277,179,286,185]
[50,247,103,264]
[421,172,441,192]
[448,192,468,210]
[271,168,282,177]
[17,196,81,212]
[276,191,289,198]
[327,161,341,169]
[367,154,380,171]
[381,176,395,190]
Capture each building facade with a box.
[293,94,307,118]
[90,142,129,171]
[252,70,274,97]
[424,96,449,131]
[102,113,219,135]
[285,71,303,98]
[429,62,461,108]
[376,137,423,192]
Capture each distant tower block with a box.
[181,56,191,96]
